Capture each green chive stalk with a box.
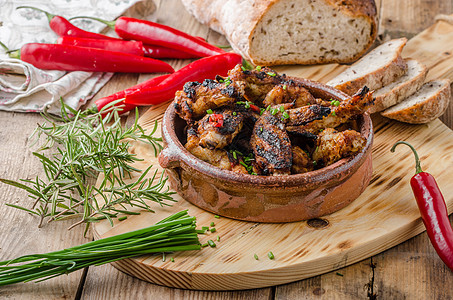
[0,210,200,286]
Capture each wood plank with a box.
[81,263,272,300]
[378,0,453,40]
[0,112,88,299]
[275,259,373,299]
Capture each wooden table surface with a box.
[1,0,453,299]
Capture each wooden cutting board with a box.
[92,19,453,290]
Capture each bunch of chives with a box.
[0,210,200,286]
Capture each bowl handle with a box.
[158,146,181,169]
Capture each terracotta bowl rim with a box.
[160,77,374,188]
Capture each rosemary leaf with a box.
[1,100,171,231]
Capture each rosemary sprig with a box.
[0,210,201,286]
[0,100,173,231]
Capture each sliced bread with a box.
[368,59,428,113]
[327,38,408,95]
[181,0,378,66]
[381,79,451,124]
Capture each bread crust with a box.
[181,0,378,65]
[381,80,451,124]
[327,38,408,96]
[369,59,428,113]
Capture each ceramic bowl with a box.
[158,78,373,222]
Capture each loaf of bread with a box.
[327,38,408,95]
[381,79,451,124]
[181,0,378,66]
[369,59,428,113]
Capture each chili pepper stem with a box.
[391,141,423,174]
[0,41,9,52]
[69,16,116,30]
[0,41,21,59]
[16,6,55,23]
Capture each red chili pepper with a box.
[57,36,201,59]
[70,16,225,57]
[17,6,119,40]
[123,53,243,106]
[9,43,174,73]
[391,141,453,272]
[142,44,199,59]
[57,36,144,56]
[249,104,260,112]
[209,114,224,127]
[94,74,170,115]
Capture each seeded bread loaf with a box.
[381,79,451,124]
[368,59,428,113]
[327,38,408,95]
[181,0,378,66]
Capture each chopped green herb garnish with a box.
[331,110,336,116]
[279,106,285,112]
[266,105,271,111]
[162,253,166,262]
[254,253,259,260]
[208,240,216,248]
[196,229,206,234]
[267,251,275,260]
[256,66,262,71]
[266,72,276,77]
[233,111,237,116]
[210,227,216,233]
[313,160,317,166]
[260,127,264,132]
[241,66,247,71]
[271,108,278,115]
[236,100,255,109]
[282,84,287,90]
[206,109,213,114]
[171,258,175,262]
[118,216,127,221]
[201,243,209,247]
[282,111,290,120]
[331,100,340,107]
[224,77,231,87]
[202,226,209,230]
[232,151,237,160]
[217,236,220,241]
[215,215,220,219]
[210,222,215,227]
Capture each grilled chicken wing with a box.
[174,79,245,122]
[286,86,373,135]
[286,104,331,126]
[263,79,317,107]
[250,107,292,176]
[312,128,366,166]
[185,127,248,173]
[198,108,246,149]
[291,146,315,174]
[228,65,283,105]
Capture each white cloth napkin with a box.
[0,0,147,114]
